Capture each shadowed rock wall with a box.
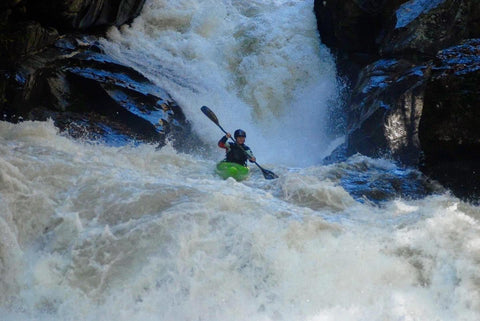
[315,0,480,200]
[1,0,194,149]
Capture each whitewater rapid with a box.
[1,120,480,321]
[100,0,341,166]
[1,0,480,320]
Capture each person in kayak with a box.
[218,129,256,166]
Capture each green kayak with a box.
[215,161,250,181]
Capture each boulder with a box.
[419,39,480,199]
[0,21,59,66]
[380,0,479,59]
[346,58,428,165]
[0,0,146,65]
[314,0,408,81]
[0,1,197,149]
[343,39,480,199]
[2,36,192,148]
[315,0,480,199]
[26,0,146,30]
[314,0,480,78]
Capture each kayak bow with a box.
[215,161,250,181]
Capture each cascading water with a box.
[100,0,341,166]
[1,1,480,321]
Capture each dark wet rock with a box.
[2,36,192,148]
[314,0,409,82]
[1,1,196,149]
[419,39,480,200]
[342,39,480,199]
[0,2,60,68]
[314,0,480,80]
[322,142,348,165]
[380,0,479,59]
[314,0,389,54]
[25,0,146,30]
[316,0,480,200]
[1,0,146,64]
[331,155,443,203]
[0,22,59,66]
[346,58,429,165]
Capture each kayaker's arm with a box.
[243,146,256,162]
[218,135,231,150]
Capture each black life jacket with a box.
[226,143,250,166]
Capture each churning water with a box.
[1,0,480,320]
[100,0,341,166]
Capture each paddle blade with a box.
[261,168,278,180]
[201,106,219,125]
[255,162,278,180]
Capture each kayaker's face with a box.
[236,136,246,144]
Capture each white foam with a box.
[1,121,479,321]
[100,0,341,167]
[1,0,480,320]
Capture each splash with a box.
[100,0,341,166]
[1,121,480,321]
[2,1,480,320]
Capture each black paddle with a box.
[201,105,278,180]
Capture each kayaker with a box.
[218,129,256,166]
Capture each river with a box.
[1,0,479,320]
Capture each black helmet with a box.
[234,129,246,138]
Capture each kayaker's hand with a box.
[225,132,232,138]
[250,156,256,162]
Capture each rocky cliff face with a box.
[1,0,193,149]
[315,0,480,200]
[26,0,146,30]
[1,0,145,64]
